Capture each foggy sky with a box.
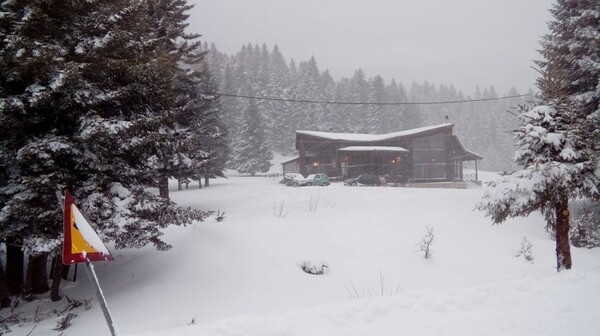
[186,0,554,95]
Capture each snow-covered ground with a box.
[10,170,600,336]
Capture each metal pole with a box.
[84,262,120,336]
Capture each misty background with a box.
[187,0,554,94]
[185,1,556,171]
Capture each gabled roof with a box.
[448,135,483,161]
[297,123,453,142]
[338,146,408,152]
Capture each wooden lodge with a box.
[284,123,482,183]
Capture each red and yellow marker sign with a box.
[63,190,114,265]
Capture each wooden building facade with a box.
[292,123,482,182]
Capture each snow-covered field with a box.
[11,171,600,336]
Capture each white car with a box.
[283,173,305,186]
[294,174,330,186]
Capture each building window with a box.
[412,134,447,180]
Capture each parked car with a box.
[386,174,408,184]
[282,173,305,186]
[343,174,380,186]
[294,173,330,186]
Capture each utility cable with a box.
[198,91,531,106]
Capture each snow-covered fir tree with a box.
[231,98,273,175]
[0,0,218,296]
[295,57,325,131]
[346,69,370,133]
[319,70,337,132]
[367,75,387,133]
[265,45,291,153]
[477,0,600,271]
[190,61,229,183]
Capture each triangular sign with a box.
[63,190,114,265]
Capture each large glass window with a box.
[412,134,447,180]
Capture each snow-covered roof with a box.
[448,135,484,161]
[297,123,453,142]
[338,146,408,152]
[464,150,484,160]
[280,156,299,164]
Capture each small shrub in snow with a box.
[345,271,402,299]
[0,296,91,333]
[516,237,534,262]
[299,260,329,275]
[419,226,435,259]
[0,300,22,333]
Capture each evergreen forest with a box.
[201,42,530,172]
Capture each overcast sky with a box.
[187,0,554,95]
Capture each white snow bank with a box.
[10,173,600,336]
[131,269,600,336]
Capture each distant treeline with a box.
[202,42,531,171]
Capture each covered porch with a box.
[338,146,410,181]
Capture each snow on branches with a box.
[477,103,599,225]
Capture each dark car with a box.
[343,174,380,186]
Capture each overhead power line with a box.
[198,91,531,106]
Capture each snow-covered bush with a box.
[298,260,329,275]
[419,226,435,259]
[345,271,402,299]
[516,237,534,262]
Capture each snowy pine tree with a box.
[0,0,215,295]
[266,45,292,153]
[346,69,370,132]
[296,57,325,131]
[231,99,273,175]
[367,75,386,133]
[477,0,600,270]
[191,61,228,183]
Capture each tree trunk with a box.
[555,196,572,271]
[198,175,202,189]
[159,175,169,199]
[25,253,50,295]
[6,242,23,295]
[204,176,209,187]
[0,258,11,308]
[61,264,70,280]
[177,178,182,190]
[50,254,63,301]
